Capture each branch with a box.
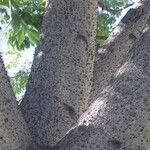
[90,0,150,103]
[20,0,98,147]
[0,56,31,149]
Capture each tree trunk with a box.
[20,0,97,147]
[0,56,31,150]
[54,24,150,150]
[1,0,150,149]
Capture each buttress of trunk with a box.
[0,56,31,150]
[20,0,97,146]
[53,27,150,150]
[89,0,150,104]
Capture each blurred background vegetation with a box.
[0,0,134,102]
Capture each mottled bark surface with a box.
[1,0,150,149]
[0,56,31,150]
[90,0,150,103]
[53,27,150,150]
[21,0,97,146]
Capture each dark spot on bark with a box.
[129,33,137,41]
[76,34,88,51]
[83,120,86,123]
[108,139,122,149]
[140,128,144,132]
[0,136,3,140]
[63,103,76,117]
[4,118,8,123]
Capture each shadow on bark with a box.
[48,29,150,150]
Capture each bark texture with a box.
[0,56,31,150]
[21,0,97,146]
[90,0,150,103]
[53,25,150,150]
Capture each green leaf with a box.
[21,11,33,26]
[20,19,28,30]
[17,30,25,47]
[10,70,29,96]
[11,11,20,30]
[27,27,40,44]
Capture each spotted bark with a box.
[53,22,150,150]
[0,56,31,150]
[1,0,150,149]
[90,0,150,104]
[21,0,97,147]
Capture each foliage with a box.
[0,0,45,50]
[10,70,29,102]
[96,0,133,47]
[1,48,32,100]
[0,0,133,100]
[0,0,133,49]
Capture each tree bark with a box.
[2,0,149,149]
[0,56,31,150]
[90,0,150,103]
[20,0,150,148]
[21,0,97,147]
[53,25,150,150]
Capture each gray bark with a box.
[90,0,150,103]
[1,0,149,149]
[53,22,150,150]
[0,56,31,150]
[21,0,97,147]
[43,1,150,149]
